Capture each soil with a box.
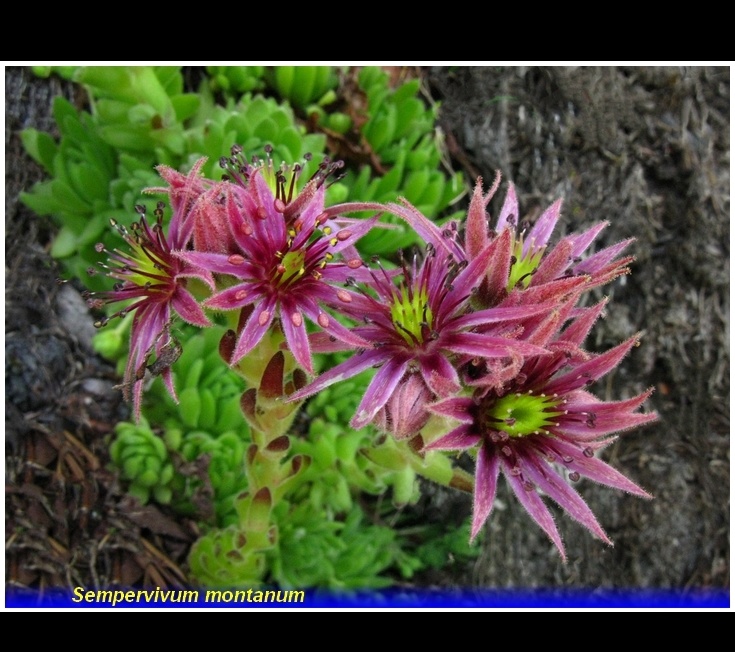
[4,66,729,601]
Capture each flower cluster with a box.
[90,150,655,558]
[291,173,656,557]
[90,147,383,414]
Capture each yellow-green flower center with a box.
[276,250,306,286]
[128,244,165,284]
[507,237,545,291]
[484,391,564,438]
[390,285,433,345]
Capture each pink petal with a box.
[495,182,519,232]
[480,227,513,306]
[540,438,652,498]
[351,356,411,429]
[423,424,479,451]
[204,283,261,311]
[297,295,371,349]
[559,299,608,347]
[566,222,608,259]
[503,456,566,560]
[450,301,557,330]
[471,444,501,541]
[444,332,549,359]
[559,389,658,438]
[574,238,634,276]
[280,297,313,374]
[231,297,277,364]
[426,397,475,423]
[465,178,491,260]
[420,353,460,397]
[176,250,258,280]
[171,288,211,327]
[544,335,640,396]
[288,348,387,403]
[524,198,562,255]
[531,238,574,286]
[523,451,612,545]
[386,199,464,260]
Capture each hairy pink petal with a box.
[495,182,519,232]
[531,239,574,286]
[465,177,492,260]
[538,438,652,498]
[171,287,211,327]
[231,297,277,364]
[280,297,312,374]
[545,335,640,395]
[471,444,501,541]
[523,452,612,545]
[288,348,387,403]
[503,457,566,560]
[426,397,476,423]
[420,353,461,397]
[423,424,479,451]
[443,332,549,359]
[524,198,562,255]
[351,356,411,429]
